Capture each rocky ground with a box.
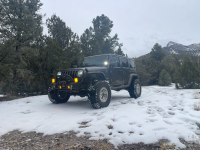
[0,130,200,150]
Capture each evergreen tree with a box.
[81,14,123,56]
[46,14,73,49]
[46,14,83,67]
[150,43,166,61]
[64,33,83,67]
[174,54,200,89]
[134,57,151,85]
[114,46,125,56]
[25,36,65,94]
[161,55,177,82]
[0,0,43,49]
[0,0,43,94]
[158,69,171,86]
[80,27,101,57]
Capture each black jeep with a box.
[48,54,141,109]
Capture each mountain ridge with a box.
[163,41,200,57]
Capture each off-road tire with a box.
[88,81,111,109]
[48,87,70,104]
[128,79,141,98]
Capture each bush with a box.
[158,69,171,86]
[174,54,200,89]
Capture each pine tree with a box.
[0,0,43,94]
[114,46,125,56]
[150,43,166,61]
[81,14,123,56]
[64,33,83,68]
[158,69,172,86]
[46,14,73,49]
[174,54,200,89]
[25,36,66,94]
[46,14,83,68]
[0,0,43,50]
[134,58,151,85]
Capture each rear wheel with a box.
[88,81,111,109]
[128,79,141,98]
[48,87,70,104]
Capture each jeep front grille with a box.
[62,70,78,78]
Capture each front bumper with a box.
[53,82,81,92]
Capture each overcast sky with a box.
[39,0,200,58]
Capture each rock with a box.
[25,139,31,142]
[8,141,13,144]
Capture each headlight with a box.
[104,61,108,66]
[77,70,83,77]
[57,71,61,76]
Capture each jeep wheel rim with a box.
[99,87,108,102]
[57,91,67,99]
[136,84,140,94]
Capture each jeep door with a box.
[120,57,130,85]
[109,56,123,85]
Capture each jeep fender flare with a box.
[82,72,107,86]
[87,72,106,81]
[128,74,138,86]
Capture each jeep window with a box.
[80,55,109,67]
[129,59,135,68]
[110,56,120,67]
[121,58,129,68]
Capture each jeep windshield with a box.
[80,55,109,67]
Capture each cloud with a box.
[40,0,200,58]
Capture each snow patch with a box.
[170,50,178,54]
[0,85,200,149]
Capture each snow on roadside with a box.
[0,95,4,97]
[0,84,200,149]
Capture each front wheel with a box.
[128,79,141,98]
[48,87,70,104]
[88,81,111,109]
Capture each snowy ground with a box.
[0,95,3,97]
[0,84,200,149]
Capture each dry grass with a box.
[107,125,113,129]
[91,140,113,150]
[160,142,176,150]
[193,92,200,99]
[193,101,200,111]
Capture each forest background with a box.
[0,0,200,96]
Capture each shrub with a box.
[194,101,200,111]
[159,69,171,86]
[193,92,200,99]
[174,54,200,89]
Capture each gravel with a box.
[1,130,200,150]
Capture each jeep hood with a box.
[62,67,107,72]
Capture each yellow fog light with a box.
[74,78,78,83]
[58,86,61,89]
[67,86,70,89]
[52,78,55,83]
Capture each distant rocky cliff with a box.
[163,41,200,57]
